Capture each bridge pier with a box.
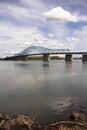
[65,54,73,61]
[43,54,50,61]
[82,54,87,61]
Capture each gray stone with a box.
[70,112,86,121]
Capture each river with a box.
[0,60,87,124]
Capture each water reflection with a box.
[0,60,87,124]
[65,61,72,67]
[82,61,87,66]
[14,62,29,72]
[43,61,49,67]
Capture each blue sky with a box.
[0,0,87,57]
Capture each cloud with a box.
[66,37,80,43]
[48,33,54,38]
[63,25,87,50]
[0,1,46,25]
[44,6,87,23]
[0,22,46,57]
[65,37,80,49]
[74,25,87,48]
[75,25,87,37]
[22,0,43,9]
[0,1,87,57]
[46,40,64,48]
[35,39,64,49]
[0,3,35,21]
[46,22,70,40]
[0,20,87,57]
[44,7,78,22]
[0,0,20,4]
[0,20,83,57]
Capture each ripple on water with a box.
[48,97,78,113]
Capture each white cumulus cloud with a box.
[44,7,78,22]
[44,6,87,23]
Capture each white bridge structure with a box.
[14,46,87,61]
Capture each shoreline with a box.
[0,112,87,130]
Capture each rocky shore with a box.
[0,112,87,130]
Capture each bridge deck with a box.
[15,52,87,58]
[17,52,87,56]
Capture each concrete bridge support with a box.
[82,54,87,61]
[65,54,73,61]
[43,54,50,61]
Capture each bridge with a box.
[8,46,87,61]
[13,52,87,61]
[43,52,87,61]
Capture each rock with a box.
[16,115,34,130]
[0,114,34,130]
[0,119,16,130]
[0,113,11,120]
[70,112,86,121]
[0,112,87,130]
[0,119,11,129]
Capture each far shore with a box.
[0,55,82,61]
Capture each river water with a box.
[0,60,87,124]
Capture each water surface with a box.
[0,60,87,124]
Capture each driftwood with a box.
[44,121,87,130]
[50,121,84,127]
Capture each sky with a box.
[0,0,87,57]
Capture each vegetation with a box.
[27,55,64,60]
[2,55,65,61]
[0,55,82,61]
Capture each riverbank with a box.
[0,55,82,61]
[0,112,87,130]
